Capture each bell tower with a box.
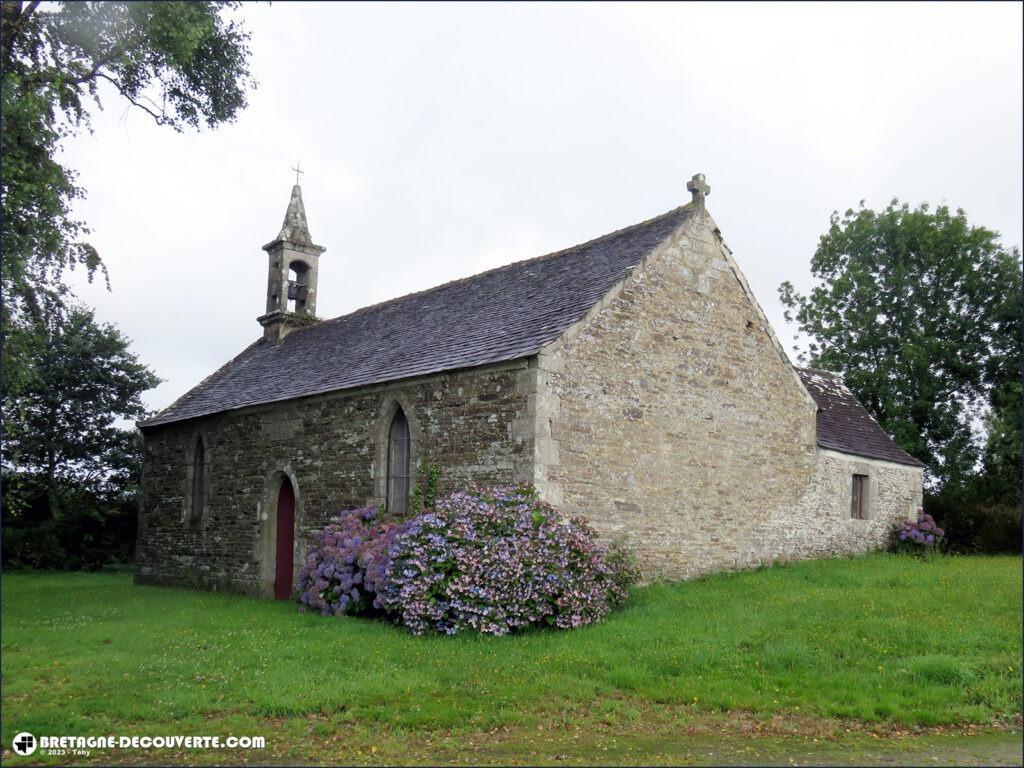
[258,180,326,343]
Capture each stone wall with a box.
[537,207,922,580]
[136,360,535,595]
[746,449,923,567]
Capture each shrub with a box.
[374,485,638,635]
[296,507,398,616]
[928,496,1021,554]
[0,522,63,570]
[603,536,641,607]
[409,458,440,512]
[893,510,945,555]
[1,476,137,571]
[299,486,640,635]
[969,504,1023,554]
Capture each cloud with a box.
[62,2,1023,412]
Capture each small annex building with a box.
[136,175,924,597]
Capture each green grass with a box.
[2,554,1021,764]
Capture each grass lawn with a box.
[2,554,1021,765]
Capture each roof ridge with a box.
[290,204,693,338]
[798,366,842,376]
[141,202,696,427]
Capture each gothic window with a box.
[387,408,411,516]
[850,473,868,519]
[190,437,206,526]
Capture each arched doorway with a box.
[274,478,296,600]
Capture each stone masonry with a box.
[136,361,535,594]
[533,206,922,579]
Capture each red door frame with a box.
[274,479,295,600]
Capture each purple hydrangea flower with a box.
[893,509,945,555]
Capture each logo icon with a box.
[12,732,37,756]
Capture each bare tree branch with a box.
[95,71,166,125]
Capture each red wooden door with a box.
[274,479,295,600]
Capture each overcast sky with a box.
[63,1,1023,414]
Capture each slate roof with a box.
[141,204,697,428]
[797,368,925,467]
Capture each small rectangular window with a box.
[851,474,868,519]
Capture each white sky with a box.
[62,1,1023,414]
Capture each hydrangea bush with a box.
[298,486,639,635]
[297,507,398,616]
[894,510,945,555]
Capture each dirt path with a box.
[5,714,1020,766]
[409,726,1023,766]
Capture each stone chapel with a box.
[135,175,924,597]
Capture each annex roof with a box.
[798,368,925,467]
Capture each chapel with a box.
[136,175,924,597]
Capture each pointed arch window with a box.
[387,408,411,515]
[190,437,206,526]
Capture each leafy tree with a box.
[1,305,158,568]
[979,380,1022,508]
[978,276,1023,508]
[779,200,1022,493]
[1,0,253,321]
[1,2,253,566]
[1,306,160,521]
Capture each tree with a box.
[978,276,1023,509]
[1,1,253,321]
[1,2,253,567]
[779,200,1022,493]
[979,381,1022,508]
[1,305,159,569]
[1,305,160,520]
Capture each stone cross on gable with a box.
[292,160,304,185]
[687,173,710,206]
